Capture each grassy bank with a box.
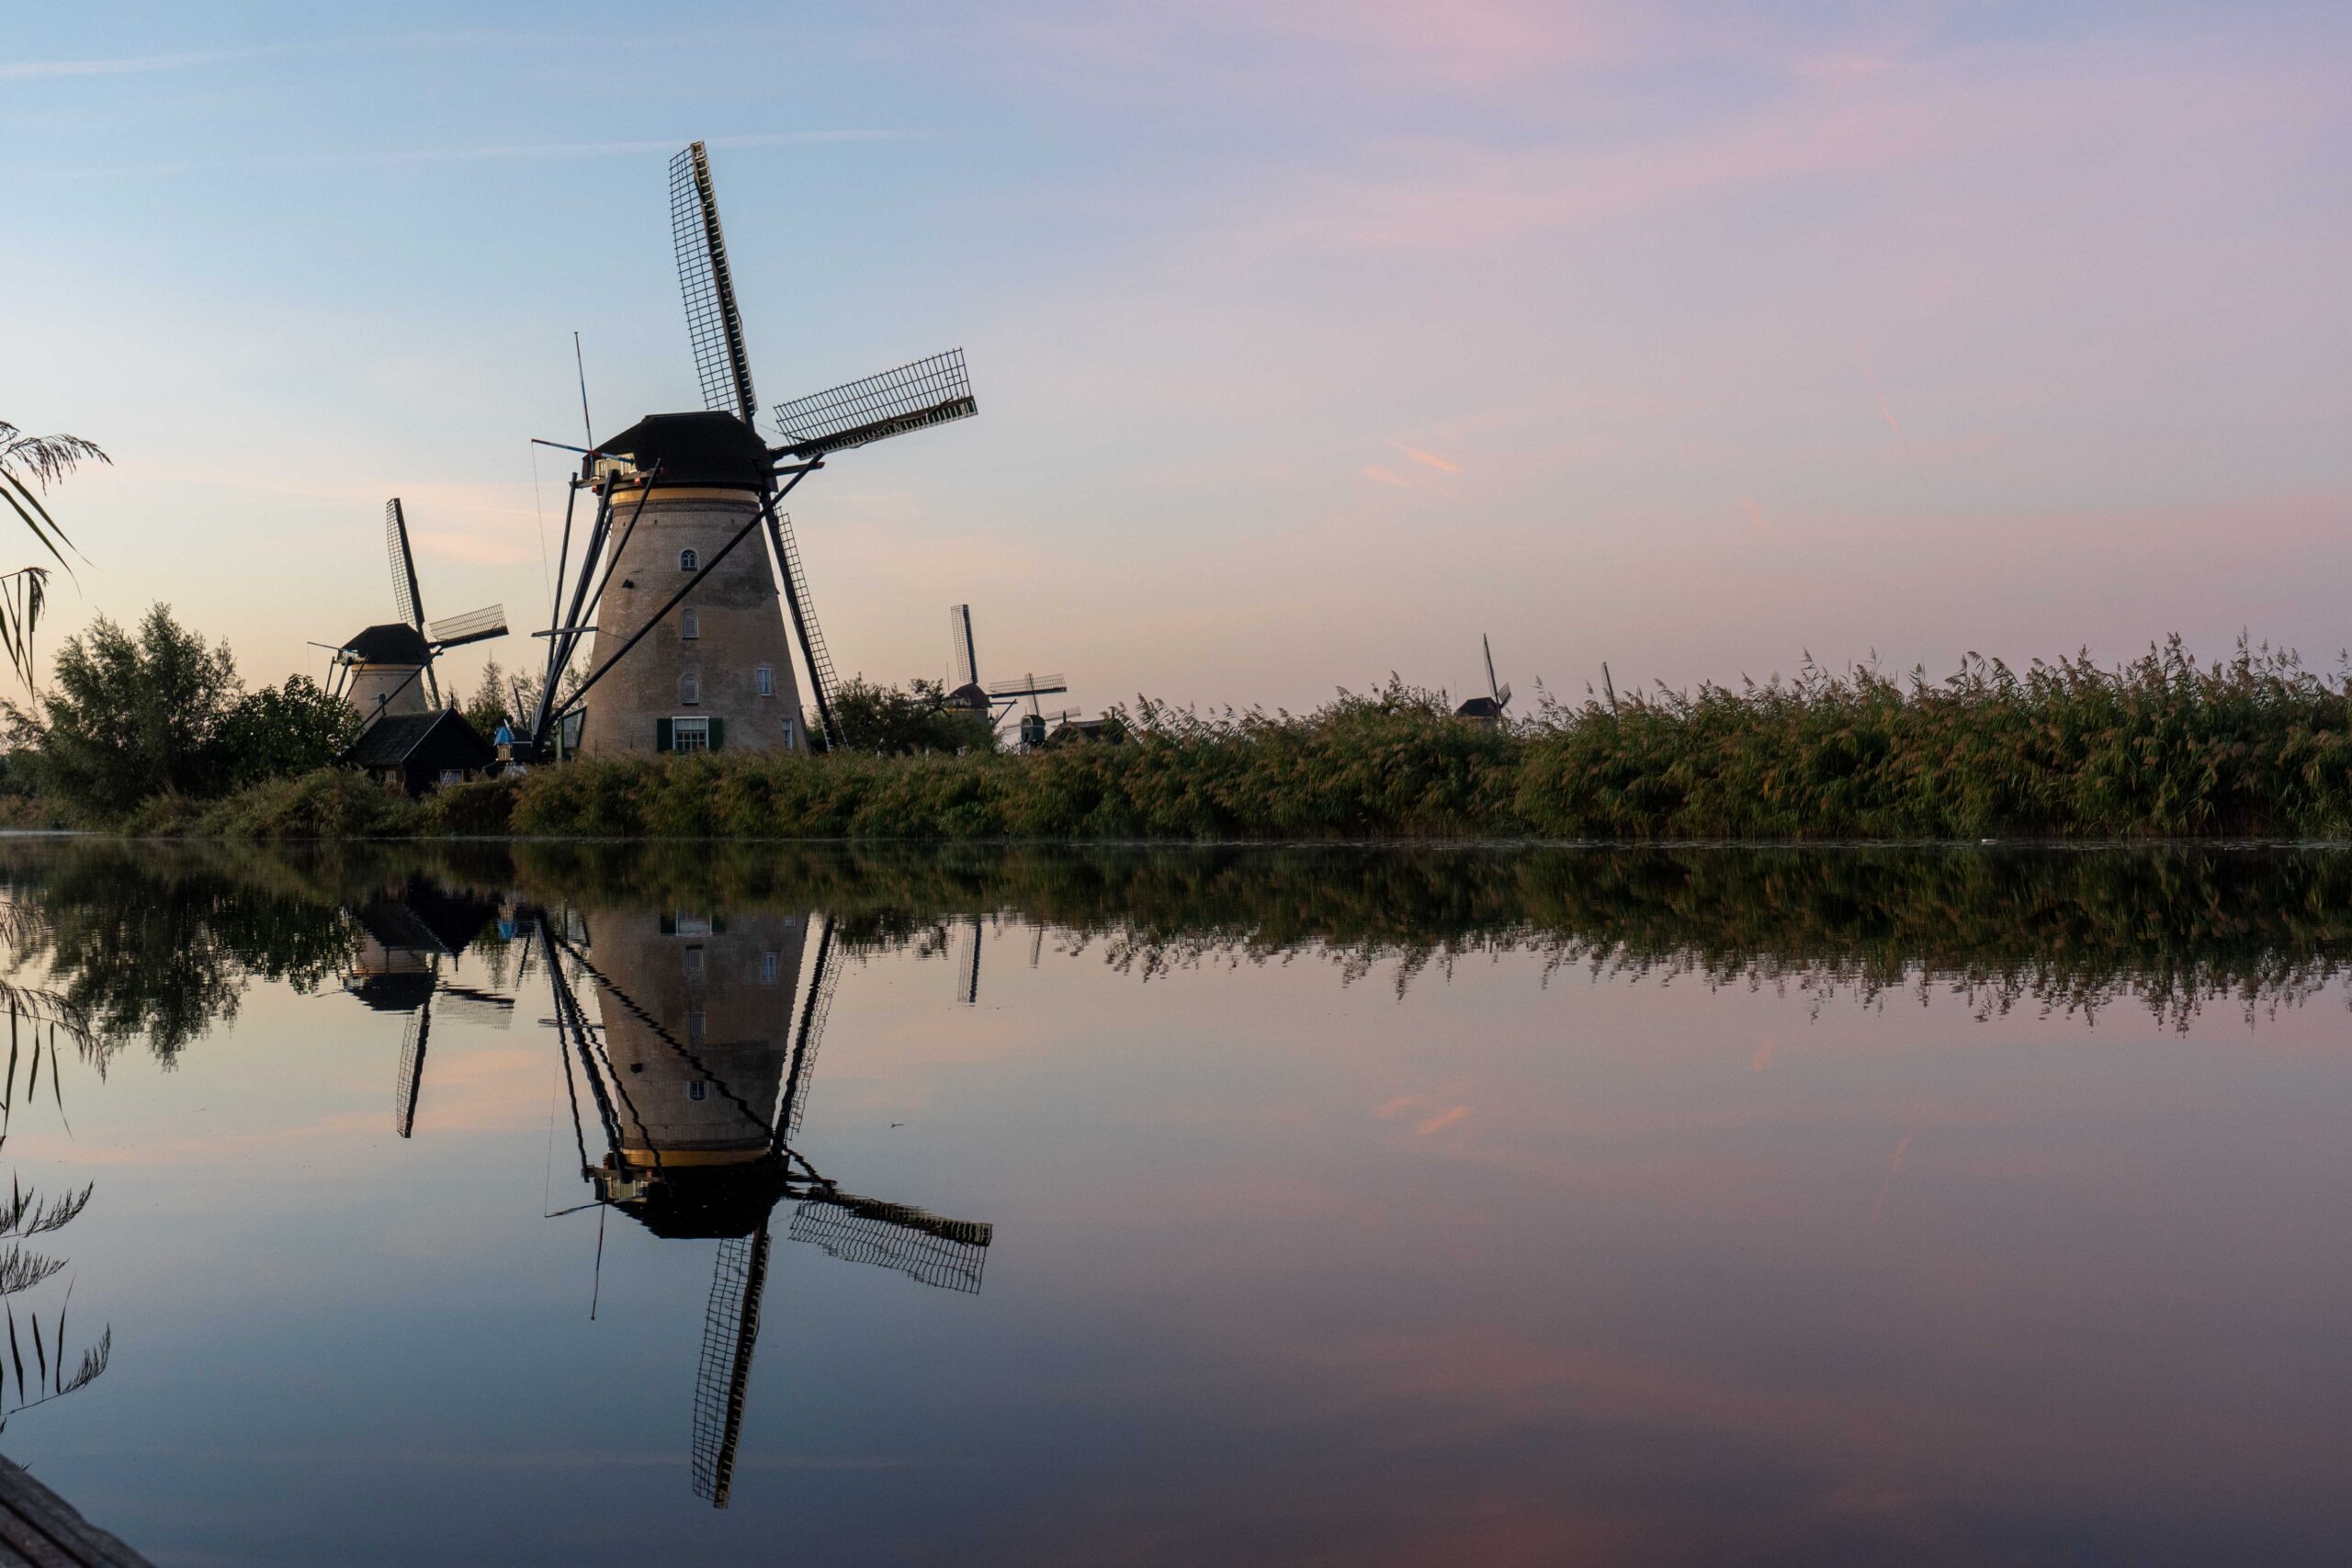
[71,638,2352,840]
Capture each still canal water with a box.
[0,840,2344,1565]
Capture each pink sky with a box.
[5,1,2346,714]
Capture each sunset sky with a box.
[5,2,2346,716]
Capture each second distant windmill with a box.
[323,499,508,726]
[944,604,1066,745]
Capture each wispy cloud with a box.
[1400,445,1460,473]
[1363,466,1412,489]
[0,29,597,83]
[0,48,277,80]
[35,130,927,181]
[1415,1105,1470,1135]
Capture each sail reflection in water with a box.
[535,901,992,1507]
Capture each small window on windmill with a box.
[679,548,699,572]
[755,663,773,697]
[684,945,706,981]
[687,1079,708,1102]
[761,951,778,984]
[672,910,712,937]
[681,608,699,640]
[687,1010,707,1045]
[680,672,701,705]
[672,716,711,753]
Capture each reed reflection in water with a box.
[0,840,2341,1564]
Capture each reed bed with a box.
[143,636,2352,841]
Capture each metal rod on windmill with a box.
[526,140,979,761]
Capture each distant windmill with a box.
[1453,635,1512,729]
[325,499,508,725]
[528,141,978,760]
[943,604,1067,741]
[537,904,993,1509]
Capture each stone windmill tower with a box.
[527,142,978,759]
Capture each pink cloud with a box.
[1415,1104,1470,1135]
[1363,466,1411,489]
[1401,444,1461,473]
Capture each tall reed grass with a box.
[154,636,2352,840]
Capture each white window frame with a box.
[681,608,699,640]
[755,663,773,697]
[672,715,711,753]
[679,547,699,571]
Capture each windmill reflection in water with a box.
[533,903,993,1508]
[341,879,517,1139]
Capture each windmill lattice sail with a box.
[386,500,424,629]
[428,605,508,649]
[788,1194,993,1294]
[772,349,977,458]
[670,141,759,423]
[691,1230,771,1508]
[950,604,978,689]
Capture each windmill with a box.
[537,902,993,1508]
[1453,635,1512,729]
[527,141,978,760]
[343,878,513,1138]
[943,604,1067,741]
[324,499,509,725]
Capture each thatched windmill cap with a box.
[599,412,774,489]
[342,623,433,665]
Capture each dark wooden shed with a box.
[341,710,497,795]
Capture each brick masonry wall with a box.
[576,488,812,756]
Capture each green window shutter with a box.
[709,716,725,751]
[656,717,674,752]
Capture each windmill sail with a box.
[393,997,429,1140]
[670,142,760,425]
[950,604,978,689]
[427,604,509,649]
[690,1228,771,1508]
[984,673,1066,700]
[386,499,425,630]
[779,917,844,1142]
[772,349,977,458]
[789,1193,993,1293]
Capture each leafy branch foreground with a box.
[119,637,2352,840]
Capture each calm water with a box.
[0,840,2346,1565]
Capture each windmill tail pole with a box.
[544,464,817,735]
